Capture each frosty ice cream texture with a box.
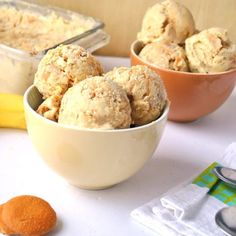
[37,94,62,121]
[139,41,189,72]
[185,28,236,73]
[105,66,167,125]
[58,77,132,129]
[0,6,96,53]
[34,44,103,121]
[35,44,167,129]
[137,1,236,73]
[34,44,103,99]
[137,0,195,44]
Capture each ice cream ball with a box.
[34,44,103,99]
[58,76,132,129]
[37,94,62,122]
[137,0,195,44]
[105,65,167,125]
[185,27,236,73]
[139,41,189,72]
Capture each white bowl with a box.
[24,85,169,189]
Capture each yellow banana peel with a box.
[0,94,26,130]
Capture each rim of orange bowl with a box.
[130,40,236,77]
[24,85,170,133]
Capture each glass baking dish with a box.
[0,0,110,95]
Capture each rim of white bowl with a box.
[131,40,236,76]
[24,85,170,133]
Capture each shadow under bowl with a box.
[130,40,236,122]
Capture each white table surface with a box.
[0,56,236,236]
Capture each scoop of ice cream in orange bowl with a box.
[130,39,236,122]
[131,0,236,122]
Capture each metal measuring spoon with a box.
[213,167,236,235]
[215,206,236,236]
[213,167,236,188]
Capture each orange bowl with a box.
[130,40,236,122]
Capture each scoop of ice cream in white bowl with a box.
[105,65,167,125]
[24,85,169,189]
[58,76,132,129]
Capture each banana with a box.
[0,94,26,130]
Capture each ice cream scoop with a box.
[58,76,132,129]
[139,41,189,71]
[37,94,62,122]
[137,0,195,44]
[185,28,236,73]
[105,65,167,125]
[34,44,103,99]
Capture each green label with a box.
[193,162,236,206]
